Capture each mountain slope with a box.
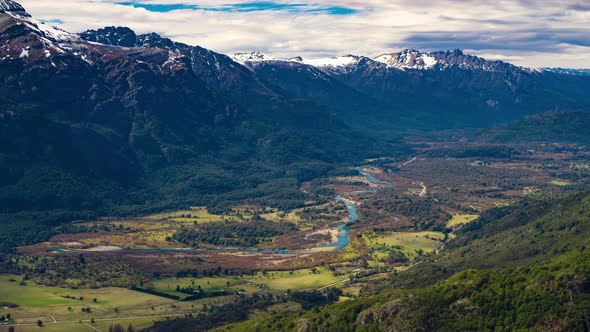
[235,57,397,131]
[483,110,590,144]
[390,193,590,288]
[0,4,230,212]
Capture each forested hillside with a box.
[196,192,590,332]
[484,111,590,144]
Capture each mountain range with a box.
[74,22,590,128]
[1,0,590,225]
[231,48,590,128]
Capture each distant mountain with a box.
[231,49,590,128]
[82,28,590,129]
[544,68,590,76]
[232,54,393,131]
[372,49,538,72]
[234,48,537,73]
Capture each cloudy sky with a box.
[19,0,590,68]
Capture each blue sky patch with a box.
[115,1,358,15]
[116,2,198,11]
[306,6,357,15]
[39,19,65,24]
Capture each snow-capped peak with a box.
[29,19,79,43]
[232,51,275,64]
[0,0,27,14]
[230,52,364,71]
[1,0,79,44]
[301,55,361,68]
[374,49,438,70]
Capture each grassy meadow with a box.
[0,264,349,331]
[150,267,346,297]
[365,231,446,262]
[447,214,480,227]
[0,274,202,331]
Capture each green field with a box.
[149,276,253,298]
[368,231,444,250]
[150,267,345,298]
[0,319,159,332]
[447,214,479,227]
[550,180,571,186]
[366,231,445,260]
[145,207,246,223]
[261,209,302,223]
[243,267,344,291]
[1,323,95,332]
[0,274,203,331]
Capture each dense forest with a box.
[358,188,451,230]
[172,220,297,247]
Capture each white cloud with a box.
[18,0,590,68]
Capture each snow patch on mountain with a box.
[232,52,362,69]
[232,51,275,64]
[543,68,590,76]
[1,0,79,46]
[0,0,27,14]
[19,47,29,58]
[31,19,79,43]
[301,55,361,68]
[2,4,79,44]
[0,0,94,66]
[421,54,437,68]
[374,49,438,70]
[163,50,186,69]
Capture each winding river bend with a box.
[52,167,392,255]
[326,167,393,250]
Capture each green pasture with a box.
[447,214,479,227]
